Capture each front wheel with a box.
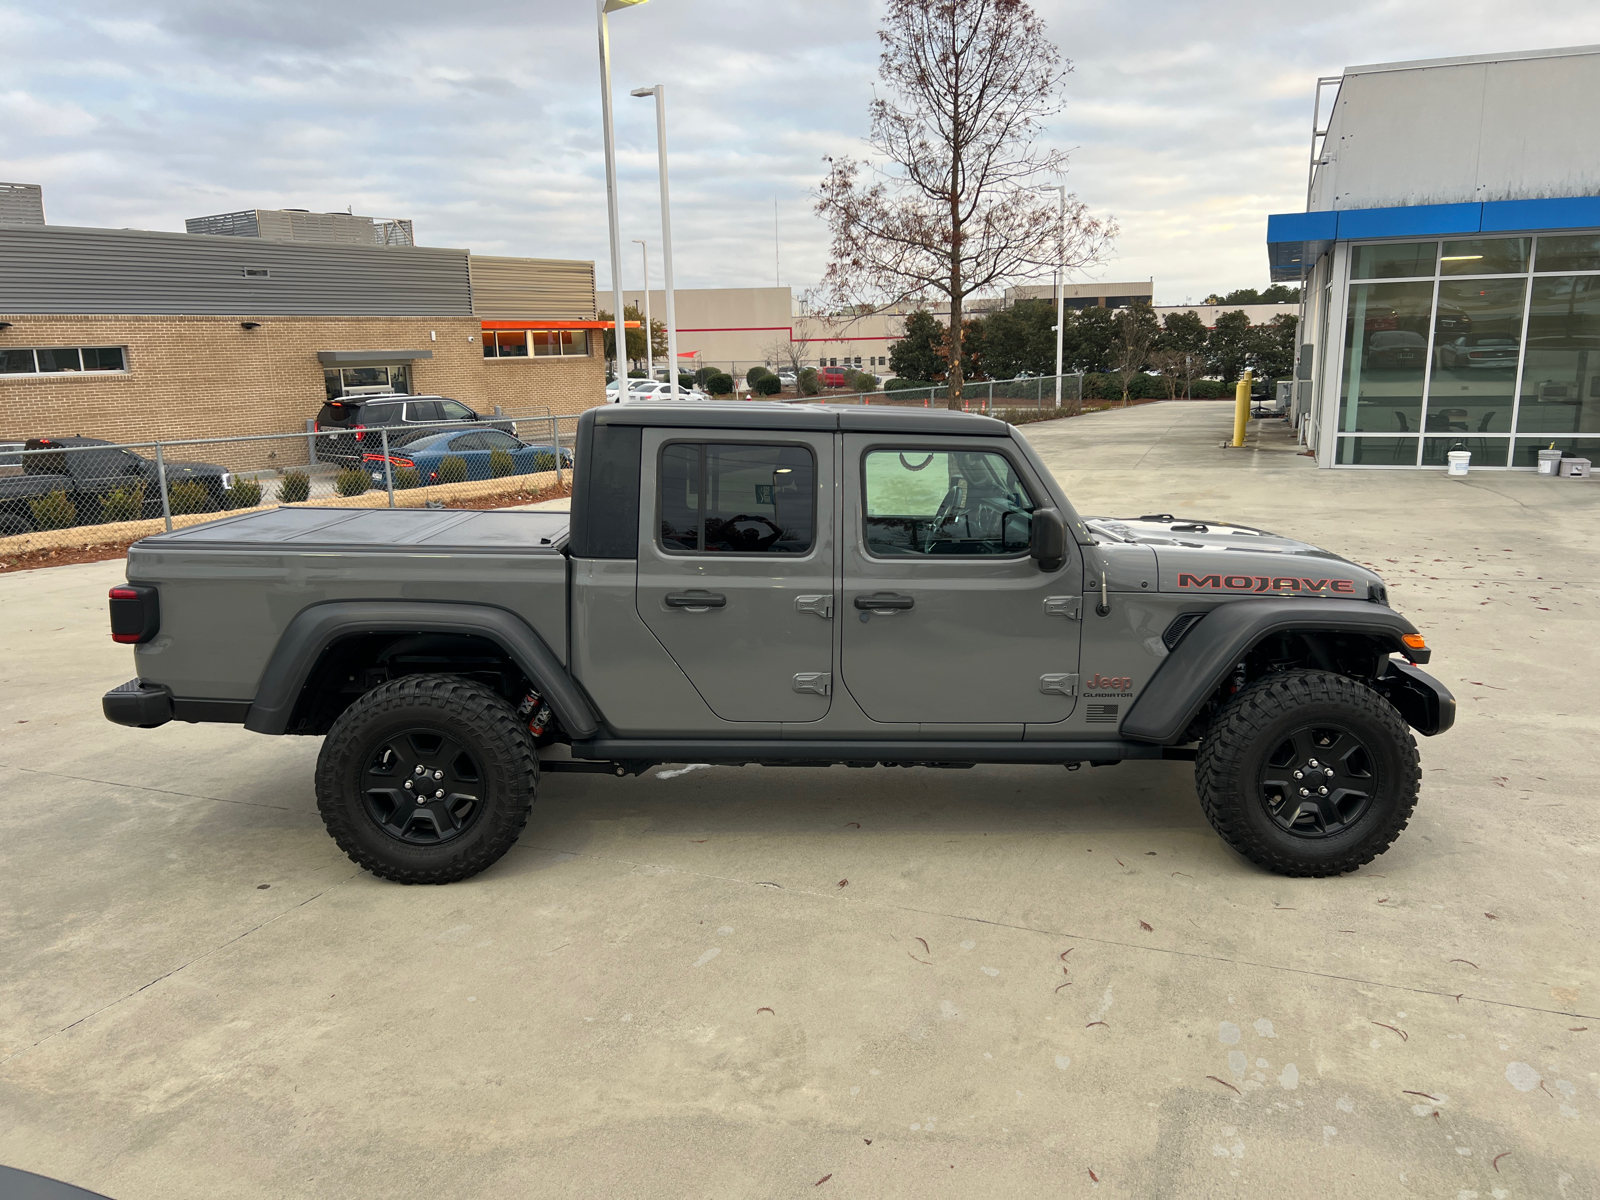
[315,674,537,883]
[1195,670,1420,877]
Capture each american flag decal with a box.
[1086,704,1119,724]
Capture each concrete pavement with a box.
[1,401,1595,1198]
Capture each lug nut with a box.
[1324,767,1334,777]
[1318,786,1329,796]
[1293,770,1303,780]
[1308,758,1320,768]
[433,769,443,780]
[404,780,413,790]
[434,789,444,799]
[1299,787,1310,797]
[414,765,424,776]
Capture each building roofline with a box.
[1344,44,1600,77]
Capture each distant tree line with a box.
[887,302,1299,399]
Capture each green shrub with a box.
[851,370,879,393]
[100,482,146,523]
[393,466,423,490]
[278,471,310,503]
[628,369,648,379]
[753,375,782,396]
[29,488,77,530]
[693,366,717,386]
[798,367,821,397]
[527,451,557,473]
[885,378,934,393]
[334,468,370,497]
[678,373,696,390]
[706,372,735,396]
[223,478,262,510]
[746,366,771,387]
[436,455,468,484]
[489,447,515,478]
[168,480,210,514]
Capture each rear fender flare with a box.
[242,601,598,738]
[1120,598,1428,744]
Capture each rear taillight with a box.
[109,585,160,644]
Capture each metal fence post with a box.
[305,418,318,465]
[154,442,173,532]
[381,427,396,508]
[552,416,564,487]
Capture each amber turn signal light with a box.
[1402,633,1427,650]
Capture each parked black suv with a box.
[0,437,235,534]
[314,395,507,464]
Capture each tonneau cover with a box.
[134,506,570,552]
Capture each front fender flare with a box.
[1120,598,1424,744]
[242,600,599,738]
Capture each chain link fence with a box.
[0,410,581,562]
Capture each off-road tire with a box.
[1195,670,1420,877]
[315,674,537,884]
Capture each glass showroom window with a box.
[483,331,528,358]
[1511,274,1600,466]
[0,346,126,374]
[529,330,589,357]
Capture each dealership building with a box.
[0,195,606,457]
[1269,45,1600,468]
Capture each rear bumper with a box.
[103,678,172,728]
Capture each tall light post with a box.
[1036,185,1067,408]
[597,0,647,383]
[631,238,652,381]
[631,84,679,394]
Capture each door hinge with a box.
[1044,596,1082,621]
[1039,673,1079,697]
[793,672,832,696]
[795,594,834,619]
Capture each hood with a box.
[1084,514,1386,601]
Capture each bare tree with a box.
[816,0,1114,410]
[763,336,810,377]
[1109,303,1159,406]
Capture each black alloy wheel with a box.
[1195,669,1420,877]
[315,674,538,883]
[1259,725,1375,837]
[362,729,485,845]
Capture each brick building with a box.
[0,217,607,466]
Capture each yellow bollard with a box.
[1232,368,1253,448]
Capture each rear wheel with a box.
[315,674,537,883]
[1195,670,1419,877]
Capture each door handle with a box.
[854,592,914,611]
[665,591,726,610]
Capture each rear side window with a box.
[659,442,815,555]
[863,448,1034,556]
[439,400,476,420]
[406,400,443,422]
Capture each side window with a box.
[659,442,815,555]
[450,432,490,451]
[438,400,476,420]
[862,448,1034,557]
[480,430,521,450]
[368,403,404,425]
[406,401,442,422]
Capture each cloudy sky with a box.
[5,1,1600,304]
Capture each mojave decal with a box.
[1176,573,1358,594]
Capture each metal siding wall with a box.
[469,256,596,319]
[1311,51,1600,211]
[0,226,473,316]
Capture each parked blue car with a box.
[364,428,572,485]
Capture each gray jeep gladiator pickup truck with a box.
[102,403,1454,883]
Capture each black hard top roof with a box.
[590,401,1011,436]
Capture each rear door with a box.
[635,428,836,722]
[840,435,1081,728]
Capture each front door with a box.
[840,436,1081,726]
[636,429,836,722]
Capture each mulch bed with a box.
[0,480,574,575]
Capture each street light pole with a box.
[632,238,652,382]
[1035,185,1067,409]
[596,0,647,384]
[631,84,679,394]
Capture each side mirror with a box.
[1029,507,1066,572]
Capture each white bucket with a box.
[1537,447,1564,475]
[1447,450,1471,475]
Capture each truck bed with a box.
[127,506,573,703]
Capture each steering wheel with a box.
[721,514,784,552]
